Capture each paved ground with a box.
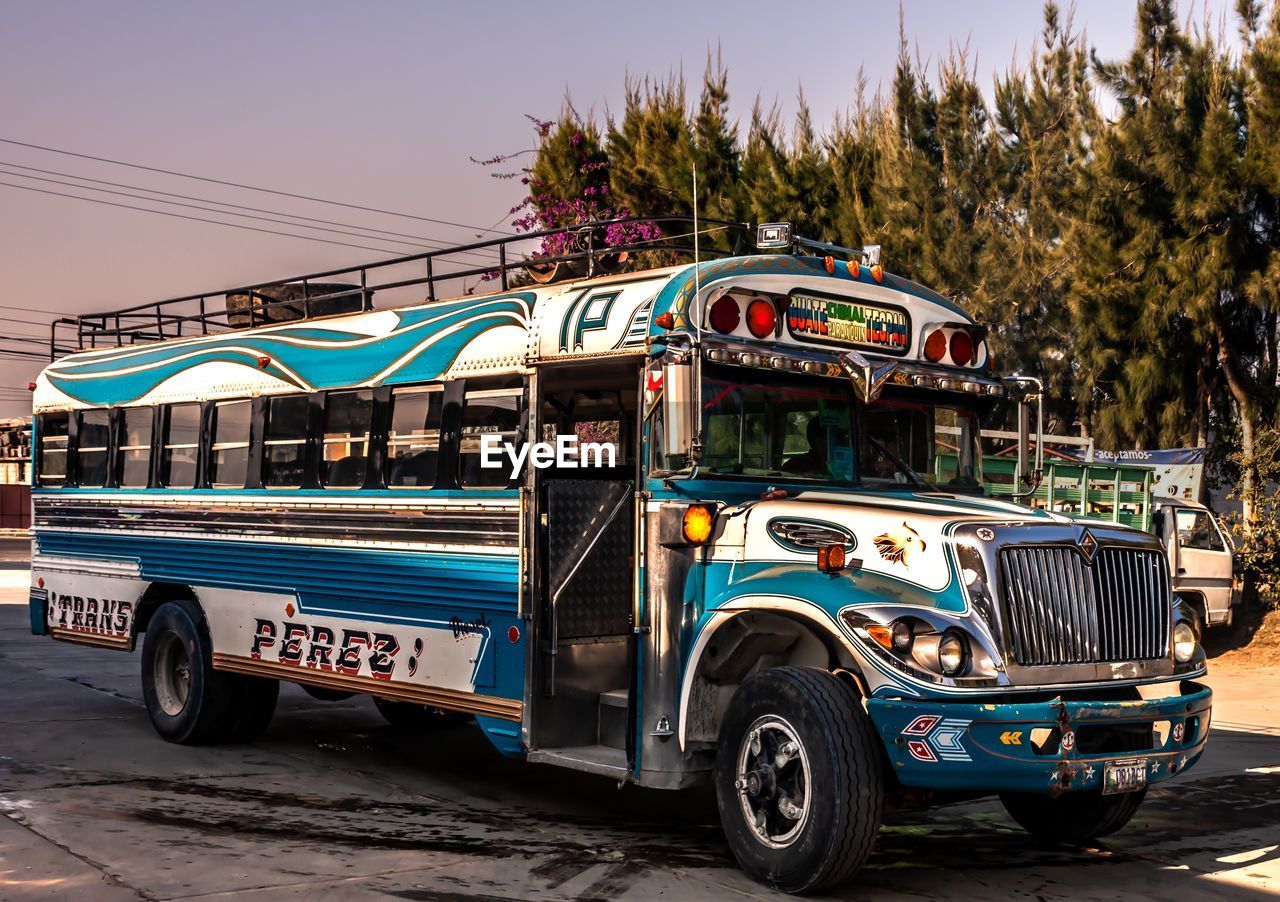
[0,538,1277,900]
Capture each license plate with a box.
[1103,759,1148,795]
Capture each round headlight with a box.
[1173,621,1197,663]
[890,620,913,651]
[938,630,968,676]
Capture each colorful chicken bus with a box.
[27,219,1211,893]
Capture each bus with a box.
[26,218,1211,893]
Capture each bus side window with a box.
[387,386,442,487]
[209,400,252,488]
[263,394,309,487]
[459,381,522,489]
[77,409,111,488]
[322,390,373,488]
[37,412,70,486]
[118,407,153,488]
[162,403,201,488]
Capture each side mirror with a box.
[660,356,696,467]
[1004,376,1043,493]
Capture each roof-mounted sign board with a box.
[785,292,911,355]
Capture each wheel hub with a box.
[735,716,811,848]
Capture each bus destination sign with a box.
[786,293,910,354]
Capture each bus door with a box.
[526,360,640,773]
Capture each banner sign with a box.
[786,293,910,354]
[1057,447,1205,501]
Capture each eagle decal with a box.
[874,522,926,566]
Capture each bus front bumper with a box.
[867,681,1212,795]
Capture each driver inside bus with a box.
[782,416,828,476]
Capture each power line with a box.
[0,302,74,317]
[0,179,419,255]
[0,160,490,250]
[0,137,513,237]
[0,165,430,253]
[0,166,503,259]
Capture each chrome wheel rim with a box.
[154,632,191,717]
[735,715,811,848]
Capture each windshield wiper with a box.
[864,436,927,487]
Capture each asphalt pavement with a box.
[0,545,1277,900]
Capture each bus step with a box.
[599,689,629,749]
[527,745,628,779]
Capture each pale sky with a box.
[0,0,1239,417]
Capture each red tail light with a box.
[923,329,947,363]
[746,299,777,339]
[709,295,740,333]
[949,331,974,366]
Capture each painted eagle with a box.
[874,522,926,566]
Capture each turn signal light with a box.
[709,295,740,333]
[923,329,947,363]
[745,299,777,339]
[866,625,893,649]
[949,331,974,367]
[817,543,846,573]
[682,504,714,544]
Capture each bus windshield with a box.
[697,366,983,491]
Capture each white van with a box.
[1152,499,1238,633]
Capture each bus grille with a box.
[998,546,1170,666]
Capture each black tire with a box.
[714,666,884,894]
[140,599,239,744]
[1000,787,1148,844]
[228,675,279,741]
[301,685,356,702]
[372,697,471,728]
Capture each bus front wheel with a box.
[714,666,884,894]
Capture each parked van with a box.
[1152,498,1238,633]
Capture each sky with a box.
[0,0,1241,418]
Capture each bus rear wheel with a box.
[714,666,884,894]
[1000,787,1147,844]
[141,599,277,744]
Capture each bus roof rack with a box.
[48,215,752,358]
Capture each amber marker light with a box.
[682,504,715,544]
[817,543,847,573]
[870,263,884,283]
[654,311,675,330]
[866,625,893,650]
[823,255,836,274]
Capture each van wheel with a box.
[141,600,239,744]
[1000,788,1147,844]
[228,675,278,741]
[714,667,884,894]
[373,697,471,728]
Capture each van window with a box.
[321,390,373,487]
[209,400,251,488]
[162,404,201,488]
[263,395,308,487]
[1175,509,1225,552]
[77,409,111,487]
[38,412,70,485]
[459,383,522,488]
[387,386,442,487]
[118,408,153,487]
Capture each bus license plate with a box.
[1103,759,1148,795]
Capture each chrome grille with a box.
[998,546,1170,666]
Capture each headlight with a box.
[1173,621,1197,663]
[938,630,968,676]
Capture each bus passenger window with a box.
[459,384,522,488]
[387,386,442,487]
[38,412,70,485]
[263,395,308,487]
[209,400,251,488]
[118,407,153,487]
[77,409,111,487]
[321,390,373,487]
[162,404,201,488]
